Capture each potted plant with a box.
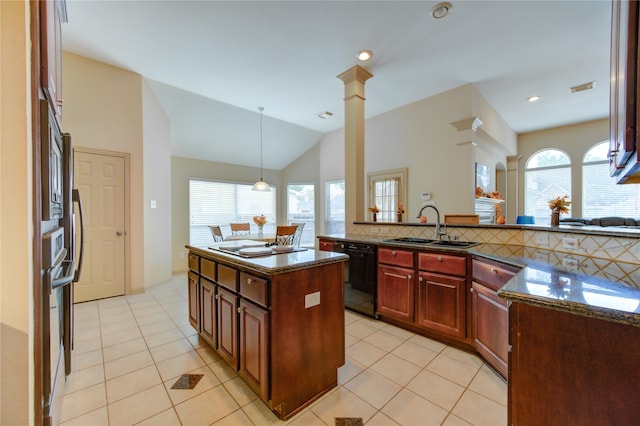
[368,205,380,222]
[548,195,571,226]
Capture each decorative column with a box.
[337,65,373,226]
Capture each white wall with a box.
[286,83,516,230]
[63,52,173,292]
[142,80,172,286]
[0,1,33,423]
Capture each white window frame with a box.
[368,168,408,222]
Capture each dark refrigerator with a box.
[40,99,84,425]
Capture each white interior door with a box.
[73,150,126,302]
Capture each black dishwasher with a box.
[334,241,377,318]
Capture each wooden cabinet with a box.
[318,239,334,252]
[417,272,466,338]
[40,0,67,124]
[199,278,216,347]
[188,271,199,330]
[238,298,269,400]
[186,247,345,420]
[216,286,239,369]
[377,248,415,322]
[417,252,467,338]
[508,301,640,425]
[609,0,640,183]
[471,257,519,378]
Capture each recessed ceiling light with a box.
[431,2,453,19]
[356,50,372,61]
[527,96,541,103]
[318,111,333,119]
[569,81,596,93]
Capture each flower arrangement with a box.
[548,195,571,213]
[252,214,267,226]
[475,186,503,200]
[397,203,405,214]
[368,205,380,214]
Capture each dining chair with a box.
[274,225,298,245]
[208,225,224,242]
[230,223,251,235]
[290,222,305,246]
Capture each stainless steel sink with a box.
[382,237,481,249]
[428,240,482,248]
[383,237,437,244]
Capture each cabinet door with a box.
[187,272,199,330]
[239,299,269,400]
[377,264,414,322]
[472,281,508,378]
[216,287,239,369]
[40,0,65,122]
[318,239,334,252]
[417,272,466,338]
[200,278,216,347]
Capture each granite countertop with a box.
[319,234,640,327]
[187,242,348,275]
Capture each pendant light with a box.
[252,106,271,191]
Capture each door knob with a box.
[116,231,124,236]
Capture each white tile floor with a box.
[61,274,507,426]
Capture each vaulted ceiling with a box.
[63,1,611,170]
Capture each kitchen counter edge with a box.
[318,234,640,328]
[186,244,348,275]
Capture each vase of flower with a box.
[253,214,267,236]
[368,205,380,223]
[397,214,403,223]
[257,224,264,237]
[397,203,405,223]
[548,195,571,227]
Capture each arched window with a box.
[525,149,571,225]
[583,141,640,218]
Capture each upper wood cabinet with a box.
[609,0,640,183]
[40,0,67,125]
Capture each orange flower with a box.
[548,195,571,214]
[368,205,380,214]
[252,215,267,226]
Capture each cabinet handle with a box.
[491,267,499,274]
[437,256,443,262]
[392,250,397,256]
[470,287,475,293]
[247,278,253,284]
[419,276,423,282]
[215,294,219,300]
[408,274,412,280]
[237,307,243,313]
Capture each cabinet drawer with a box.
[318,240,335,252]
[217,264,239,291]
[418,252,466,277]
[240,272,268,307]
[188,253,200,273]
[472,258,519,291]
[379,247,414,268]
[201,258,216,282]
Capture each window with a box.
[189,179,276,246]
[583,141,640,218]
[368,168,407,222]
[524,149,571,225]
[326,180,345,234]
[287,184,315,246]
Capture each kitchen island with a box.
[186,242,348,420]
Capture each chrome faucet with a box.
[416,204,446,240]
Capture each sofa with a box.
[559,217,640,227]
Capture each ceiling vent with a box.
[569,81,595,93]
